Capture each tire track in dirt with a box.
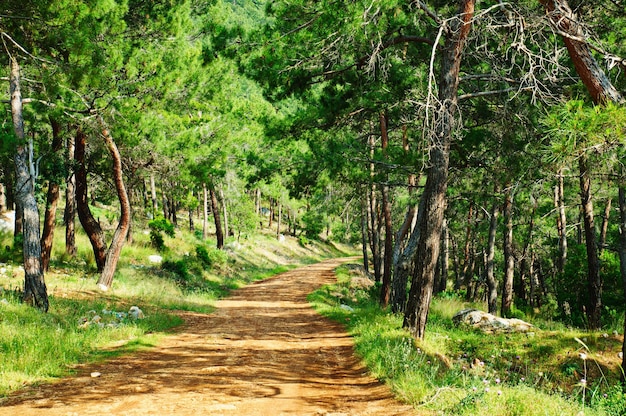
[0,258,415,415]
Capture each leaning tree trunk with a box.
[96,115,131,291]
[9,56,48,311]
[41,118,63,272]
[75,127,107,271]
[403,0,475,340]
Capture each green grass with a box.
[309,264,626,415]
[0,215,349,399]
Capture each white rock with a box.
[129,306,145,319]
[148,254,163,264]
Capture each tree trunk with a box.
[599,197,611,253]
[579,155,602,329]
[501,186,515,317]
[75,127,107,271]
[0,183,6,212]
[10,56,48,312]
[219,186,229,237]
[64,132,77,257]
[403,0,475,340]
[379,111,393,307]
[368,131,382,283]
[202,182,209,240]
[150,173,158,218]
[276,202,282,239]
[485,193,499,315]
[40,118,63,272]
[554,169,567,273]
[540,0,624,105]
[617,187,626,383]
[361,194,370,273]
[210,183,224,249]
[96,115,131,291]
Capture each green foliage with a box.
[301,210,326,239]
[195,245,228,269]
[148,218,175,251]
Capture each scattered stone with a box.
[90,372,101,378]
[452,309,534,334]
[339,304,354,312]
[148,254,163,264]
[129,306,145,320]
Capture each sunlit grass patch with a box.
[309,263,622,415]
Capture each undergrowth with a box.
[309,264,626,415]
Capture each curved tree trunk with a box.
[10,56,48,312]
[403,0,475,340]
[75,127,107,271]
[96,115,131,291]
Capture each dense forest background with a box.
[2,0,626,358]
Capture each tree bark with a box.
[40,118,63,272]
[379,111,393,307]
[599,197,611,253]
[150,173,158,218]
[485,193,499,315]
[202,182,209,240]
[617,187,626,383]
[64,132,77,257]
[403,0,475,340]
[554,169,567,273]
[96,115,131,291]
[210,182,224,249]
[361,194,370,273]
[539,0,624,105]
[9,56,48,312]
[75,127,107,271]
[579,155,602,329]
[501,186,515,317]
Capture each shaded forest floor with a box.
[0,258,415,415]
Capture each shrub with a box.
[195,245,228,269]
[148,218,175,251]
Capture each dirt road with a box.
[1,258,415,415]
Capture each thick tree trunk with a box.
[10,57,48,311]
[64,132,77,257]
[75,127,107,271]
[501,186,515,317]
[96,115,131,291]
[40,118,63,272]
[540,0,624,105]
[485,194,499,315]
[220,186,229,238]
[210,183,224,249]
[403,0,475,340]
[0,183,5,212]
[579,155,602,329]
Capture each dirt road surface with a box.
[1,258,415,415]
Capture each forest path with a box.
[1,258,415,415]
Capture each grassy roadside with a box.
[309,263,626,416]
[0,223,351,399]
